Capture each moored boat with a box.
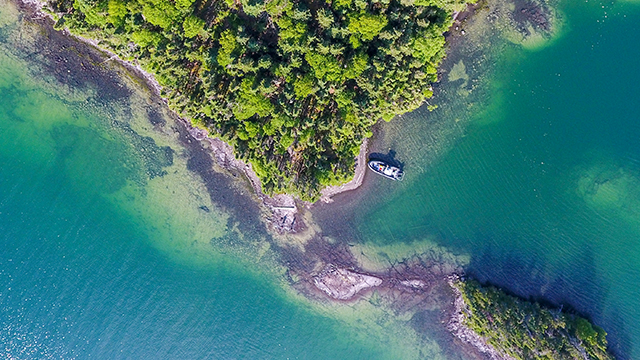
[367,160,404,181]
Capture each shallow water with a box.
[3,0,640,358]
[0,5,425,358]
[335,0,640,358]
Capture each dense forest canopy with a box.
[457,280,615,360]
[48,0,466,200]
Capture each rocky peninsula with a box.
[450,278,615,360]
[9,0,619,358]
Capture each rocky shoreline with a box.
[15,0,369,236]
[8,1,576,359]
[313,265,383,300]
[18,0,559,237]
[448,276,513,360]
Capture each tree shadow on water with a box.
[604,309,633,360]
[466,243,632,360]
[368,149,405,169]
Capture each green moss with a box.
[455,280,615,360]
[47,0,466,200]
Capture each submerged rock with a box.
[400,279,428,289]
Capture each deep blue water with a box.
[346,1,640,358]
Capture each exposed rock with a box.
[400,279,428,288]
[313,265,382,300]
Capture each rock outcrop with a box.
[313,265,382,300]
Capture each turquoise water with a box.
[4,0,640,358]
[344,0,640,358]
[0,7,411,358]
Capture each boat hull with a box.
[367,160,404,181]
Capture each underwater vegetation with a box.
[46,0,466,200]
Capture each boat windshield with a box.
[371,161,403,179]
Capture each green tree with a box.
[217,29,238,70]
[316,9,334,29]
[293,74,316,99]
[348,12,388,42]
[233,78,275,120]
[51,0,469,200]
[107,0,127,27]
[182,15,204,38]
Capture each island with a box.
[450,278,615,360]
[44,0,466,200]
[18,0,619,358]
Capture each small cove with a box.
[0,4,415,358]
[320,0,640,358]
